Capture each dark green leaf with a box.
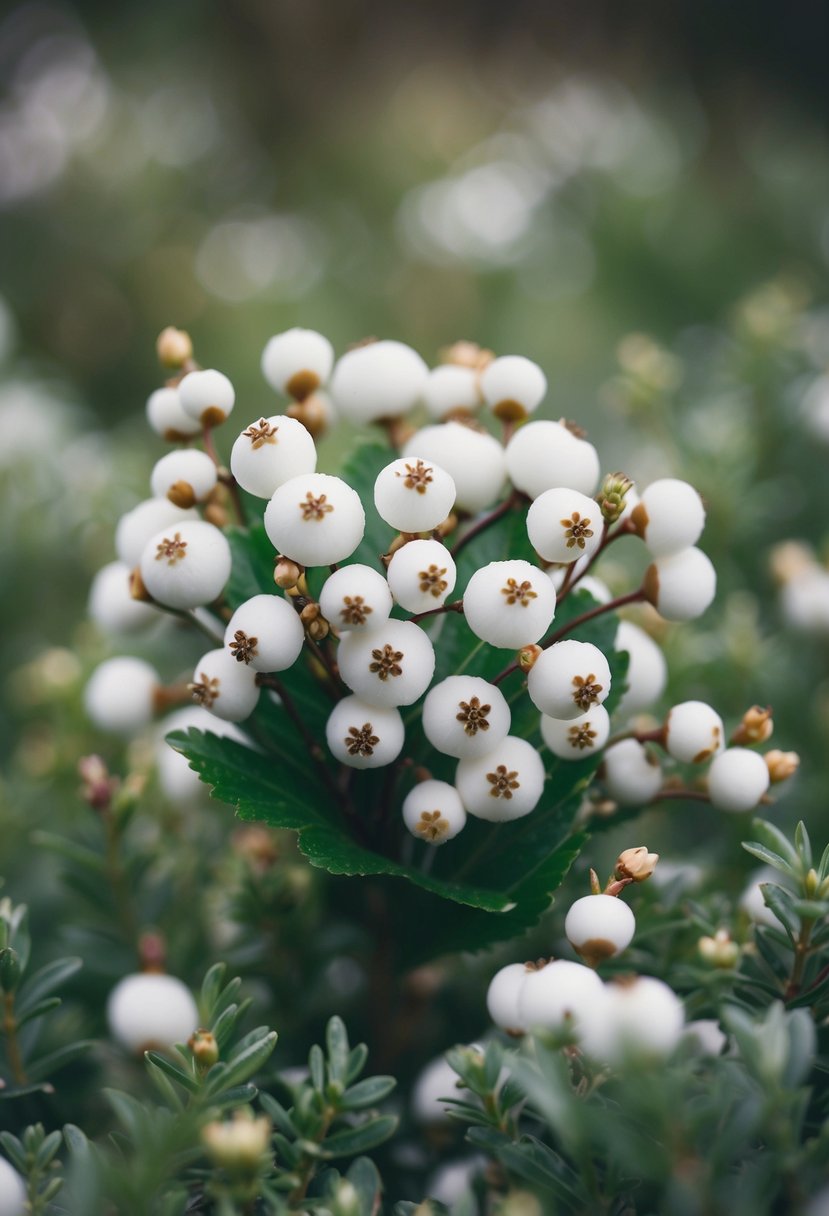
[340,1075,396,1110]
[204,1030,277,1095]
[144,1051,199,1094]
[16,957,82,1015]
[318,1115,398,1158]
[326,1017,350,1087]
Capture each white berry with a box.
[565,894,635,963]
[146,385,201,441]
[141,520,232,610]
[387,539,457,613]
[330,340,428,424]
[107,972,199,1054]
[664,700,724,764]
[178,368,235,426]
[89,561,159,634]
[614,620,667,716]
[580,976,685,1064]
[319,564,393,632]
[325,695,405,769]
[338,619,435,707]
[518,958,606,1033]
[633,478,705,557]
[422,364,481,419]
[421,675,511,759]
[402,780,466,844]
[190,648,260,722]
[0,1155,26,1216]
[540,704,610,760]
[264,473,365,567]
[261,328,334,398]
[374,456,456,533]
[480,354,546,419]
[115,498,199,568]
[455,735,545,822]
[463,559,556,649]
[707,747,770,813]
[223,594,305,673]
[601,739,662,805]
[486,962,530,1032]
[506,419,600,499]
[155,707,246,804]
[526,487,603,565]
[527,639,611,720]
[84,657,159,735]
[402,422,507,514]
[230,414,318,499]
[150,449,218,506]
[644,547,716,621]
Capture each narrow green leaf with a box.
[16,996,61,1028]
[204,1030,277,1095]
[326,1017,350,1086]
[145,1051,199,1094]
[745,820,800,870]
[794,821,813,869]
[339,1075,396,1111]
[29,832,107,874]
[209,1083,259,1112]
[309,1043,325,1092]
[0,1133,25,1172]
[16,957,82,1015]
[26,1039,94,1082]
[741,842,795,877]
[259,1092,298,1138]
[317,1115,398,1159]
[346,1043,369,1084]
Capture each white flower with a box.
[115,497,199,568]
[526,487,603,564]
[84,657,159,735]
[632,478,705,557]
[178,368,235,426]
[150,449,218,507]
[402,779,466,844]
[89,560,159,634]
[264,473,365,567]
[402,422,506,514]
[330,340,428,424]
[140,520,232,610]
[387,539,457,613]
[518,958,605,1033]
[230,414,317,499]
[107,972,199,1054]
[319,564,393,632]
[261,327,334,398]
[463,559,556,649]
[373,456,456,533]
[146,385,201,441]
[506,419,600,499]
[190,648,260,722]
[421,675,511,759]
[0,1154,26,1216]
[614,620,667,716]
[707,747,770,813]
[337,619,435,707]
[644,547,717,621]
[526,639,611,721]
[580,976,685,1064]
[325,695,405,769]
[422,364,481,419]
[564,894,636,963]
[664,700,724,764]
[223,594,305,673]
[540,704,610,760]
[455,735,545,822]
[601,739,662,805]
[480,354,547,419]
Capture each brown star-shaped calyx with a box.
[456,696,491,736]
[487,765,520,799]
[299,492,334,521]
[560,512,594,550]
[345,723,379,757]
[155,532,188,565]
[369,644,404,681]
[501,577,537,606]
[396,460,433,494]
[229,630,258,664]
[243,418,279,449]
[572,674,603,711]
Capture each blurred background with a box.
[1,0,829,1169]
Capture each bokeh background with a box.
[1,0,829,1177]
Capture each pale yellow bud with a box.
[518,644,543,673]
[156,326,193,369]
[188,1029,219,1070]
[698,929,739,968]
[769,540,815,585]
[732,705,774,746]
[202,1110,271,1171]
[615,846,659,883]
[274,558,302,590]
[440,339,495,372]
[765,749,800,784]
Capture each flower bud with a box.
[765,749,800,783]
[202,1110,271,1171]
[274,558,302,590]
[732,705,774,745]
[189,1029,220,1070]
[518,644,543,672]
[440,338,495,371]
[615,846,659,883]
[698,929,739,968]
[598,472,634,525]
[156,326,193,368]
[78,754,119,811]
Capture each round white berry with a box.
[518,958,605,1034]
[387,539,457,613]
[565,894,635,964]
[573,575,612,604]
[781,566,829,633]
[264,473,365,567]
[155,707,246,804]
[633,478,705,557]
[0,1155,26,1216]
[150,449,218,506]
[739,867,786,928]
[422,675,511,759]
[463,559,556,649]
[319,564,393,632]
[707,747,770,813]
[527,487,603,564]
[486,962,529,1032]
[540,704,610,760]
[480,354,546,419]
[527,639,611,721]
[223,594,305,673]
[115,498,199,568]
[644,547,716,621]
[411,1055,462,1124]
[84,657,159,735]
[373,456,457,533]
[664,700,724,764]
[506,420,600,499]
[580,976,685,1064]
[325,695,405,769]
[230,414,318,499]
[338,620,435,708]
[601,739,662,805]
[146,385,201,441]
[402,780,466,845]
[402,423,506,514]
[330,340,428,424]
[178,368,235,426]
[89,561,159,634]
[261,328,334,398]
[683,1019,727,1057]
[107,972,199,1054]
[614,620,667,716]
[190,648,260,722]
[140,520,232,610]
[455,735,545,822]
[422,364,482,419]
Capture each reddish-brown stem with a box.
[218,470,247,526]
[450,491,523,560]
[606,726,667,750]
[652,788,711,804]
[410,598,464,624]
[202,423,220,465]
[305,636,344,698]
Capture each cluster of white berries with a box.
[84,325,794,858]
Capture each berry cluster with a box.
[84,327,796,864]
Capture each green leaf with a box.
[16,996,61,1028]
[26,1039,94,1082]
[16,956,82,1015]
[204,1030,277,1095]
[318,1114,398,1158]
[742,842,796,878]
[144,1051,199,1094]
[744,821,800,872]
[309,1043,326,1092]
[326,1017,350,1087]
[259,1092,299,1138]
[339,1075,396,1110]
[794,821,813,869]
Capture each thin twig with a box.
[450,491,523,560]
